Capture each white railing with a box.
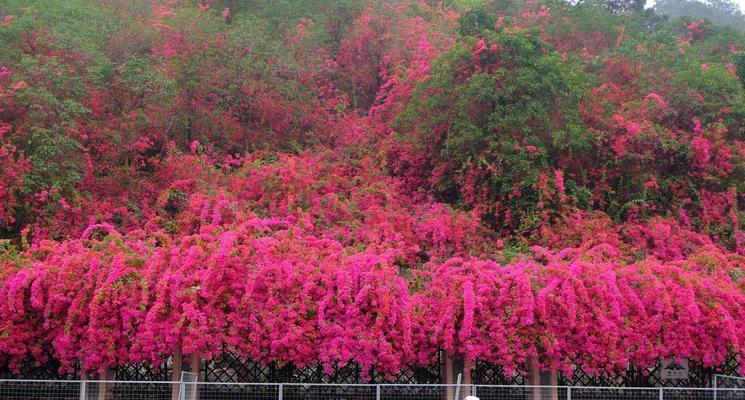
[2,380,745,400]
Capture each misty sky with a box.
[646,0,745,9]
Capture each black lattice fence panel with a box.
[204,350,443,384]
[369,350,443,384]
[204,351,289,383]
[470,359,527,400]
[114,358,172,381]
[377,363,442,384]
[0,357,79,380]
[324,363,365,384]
[558,364,628,387]
[282,364,326,384]
[110,358,172,400]
[470,360,526,385]
[716,355,742,377]
[559,356,741,388]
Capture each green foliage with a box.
[736,52,745,84]
[669,63,745,125]
[397,28,592,230]
[458,7,496,36]
[206,0,368,39]
[453,0,521,13]
[0,0,140,66]
[605,0,646,15]
[0,0,743,251]
[21,127,83,195]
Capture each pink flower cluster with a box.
[2,210,743,376]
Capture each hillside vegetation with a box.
[1,0,744,377]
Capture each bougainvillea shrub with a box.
[0,0,744,378]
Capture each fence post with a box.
[713,375,717,400]
[79,378,86,400]
[567,387,571,400]
[376,385,380,400]
[188,352,202,400]
[528,356,541,400]
[454,373,462,400]
[548,369,558,400]
[659,388,663,400]
[171,347,183,400]
[462,360,472,398]
[97,367,114,400]
[443,351,454,400]
[279,384,283,400]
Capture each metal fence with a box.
[4,354,740,388]
[715,375,745,390]
[2,381,745,400]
